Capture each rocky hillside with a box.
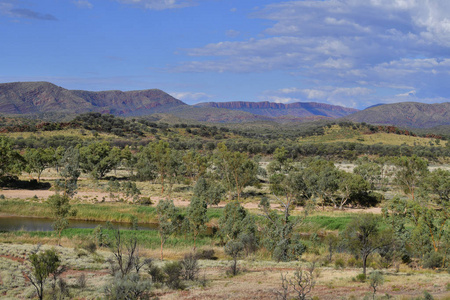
[195,101,358,118]
[0,82,187,117]
[345,102,450,128]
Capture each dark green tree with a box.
[186,196,208,251]
[156,199,178,260]
[24,147,55,182]
[29,248,61,300]
[79,141,121,179]
[193,176,225,206]
[48,194,76,245]
[342,214,393,275]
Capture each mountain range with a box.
[0,81,449,128]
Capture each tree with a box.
[29,248,61,300]
[193,176,225,206]
[337,171,370,210]
[24,147,55,182]
[274,263,317,300]
[79,141,121,179]
[55,147,80,197]
[186,196,208,251]
[182,150,209,183]
[214,143,259,201]
[393,155,428,200]
[156,199,177,260]
[48,193,76,245]
[224,240,244,276]
[368,271,384,300]
[218,202,257,246]
[342,214,392,275]
[0,136,23,179]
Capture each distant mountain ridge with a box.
[0,81,186,117]
[1,82,449,128]
[196,101,358,118]
[344,102,450,128]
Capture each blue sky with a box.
[1,0,450,109]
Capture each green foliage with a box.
[104,273,151,300]
[342,214,392,275]
[156,199,178,260]
[214,143,259,201]
[163,261,184,289]
[393,155,429,200]
[186,196,208,250]
[47,193,76,244]
[225,240,244,276]
[79,141,121,179]
[29,248,61,300]
[193,176,225,206]
[0,136,23,178]
[55,147,80,197]
[23,147,55,182]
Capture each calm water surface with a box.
[0,216,158,232]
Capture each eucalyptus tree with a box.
[342,214,393,276]
[186,196,208,251]
[24,147,55,182]
[79,141,121,179]
[214,143,259,202]
[156,199,178,260]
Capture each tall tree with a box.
[342,214,392,275]
[79,141,121,179]
[24,147,55,182]
[29,248,61,300]
[48,193,76,245]
[155,199,177,260]
[0,136,23,178]
[214,143,259,202]
[393,155,428,200]
[186,196,208,251]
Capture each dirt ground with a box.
[0,243,449,300]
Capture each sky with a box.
[1,0,450,109]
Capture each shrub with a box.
[163,261,184,290]
[195,249,217,260]
[76,273,87,290]
[180,253,199,281]
[139,197,153,206]
[104,273,151,300]
[355,273,366,282]
[81,241,97,254]
[335,258,345,269]
[422,252,444,269]
[148,263,165,284]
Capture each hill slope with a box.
[345,102,450,128]
[0,82,187,117]
[196,101,358,118]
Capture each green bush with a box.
[355,273,366,282]
[163,261,184,290]
[335,258,345,269]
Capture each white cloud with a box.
[115,0,197,10]
[73,0,93,9]
[171,0,450,107]
[226,30,240,38]
[169,91,213,103]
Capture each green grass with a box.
[304,215,354,230]
[7,228,216,248]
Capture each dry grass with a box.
[0,242,449,300]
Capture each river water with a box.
[0,216,158,232]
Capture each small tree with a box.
[47,194,76,245]
[368,271,384,300]
[28,248,61,300]
[225,240,244,276]
[274,263,318,300]
[186,196,208,251]
[342,214,393,275]
[156,199,177,260]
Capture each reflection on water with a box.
[0,216,158,232]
